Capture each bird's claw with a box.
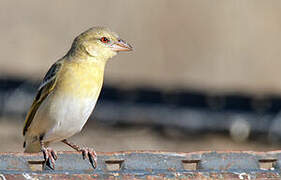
[80,147,97,169]
[42,147,57,170]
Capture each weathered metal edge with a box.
[1,172,280,180]
[2,150,281,156]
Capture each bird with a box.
[22,27,132,169]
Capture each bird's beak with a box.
[111,39,133,52]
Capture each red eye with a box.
[100,37,110,43]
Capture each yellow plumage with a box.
[22,27,132,169]
[57,60,105,98]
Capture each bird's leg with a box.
[62,139,97,169]
[40,141,57,170]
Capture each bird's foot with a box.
[42,147,57,170]
[61,139,97,169]
[80,147,97,169]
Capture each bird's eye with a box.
[100,37,110,43]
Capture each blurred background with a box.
[1,0,281,152]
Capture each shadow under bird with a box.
[22,27,133,169]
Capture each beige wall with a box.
[1,1,281,95]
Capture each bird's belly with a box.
[26,62,104,142]
[35,93,98,142]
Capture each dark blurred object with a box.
[1,78,281,143]
[0,78,36,118]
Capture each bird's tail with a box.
[23,139,41,153]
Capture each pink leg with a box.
[40,141,57,170]
[62,139,97,169]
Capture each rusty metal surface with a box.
[1,172,280,180]
[0,150,281,179]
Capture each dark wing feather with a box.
[23,60,63,136]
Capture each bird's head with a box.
[69,27,132,61]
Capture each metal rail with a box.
[0,150,281,179]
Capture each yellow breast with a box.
[56,60,105,99]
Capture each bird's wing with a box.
[23,60,63,136]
